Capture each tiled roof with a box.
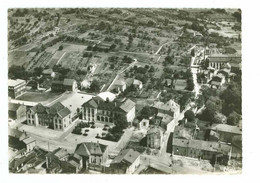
[22,137,35,144]
[30,102,71,118]
[75,142,107,157]
[63,78,76,86]
[111,149,140,165]
[42,68,54,75]
[57,107,71,118]
[172,138,231,153]
[210,124,242,134]
[119,99,135,113]
[173,126,194,140]
[8,79,26,87]
[147,126,162,135]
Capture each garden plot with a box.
[59,51,83,70]
[8,51,36,68]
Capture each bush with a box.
[184,110,195,122]
[58,45,63,50]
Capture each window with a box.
[97,116,100,120]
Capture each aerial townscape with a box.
[8,8,242,174]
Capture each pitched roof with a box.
[42,68,54,75]
[22,137,35,144]
[147,126,162,135]
[57,107,71,118]
[172,138,231,153]
[82,98,98,108]
[8,79,26,87]
[210,124,242,134]
[75,142,107,157]
[114,79,126,86]
[126,78,134,87]
[63,78,76,86]
[8,103,21,111]
[173,126,194,140]
[8,128,23,138]
[119,99,135,113]
[111,149,140,165]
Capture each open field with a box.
[17,91,63,103]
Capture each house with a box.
[126,78,143,90]
[155,113,174,131]
[9,128,28,158]
[74,142,108,170]
[146,126,163,149]
[133,79,143,90]
[173,126,194,140]
[82,97,135,126]
[26,102,72,131]
[110,149,141,174]
[113,79,127,92]
[8,79,26,99]
[152,99,180,118]
[51,80,64,92]
[173,79,187,90]
[8,103,27,120]
[63,78,77,91]
[61,153,83,173]
[42,68,55,78]
[45,148,70,173]
[172,138,232,163]
[210,75,225,88]
[51,78,77,92]
[164,79,173,87]
[139,119,149,130]
[209,124,242,143]
[22,137,36,153]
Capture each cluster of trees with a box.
[8,65,31,80]
[185,69,194,91]
[89,79,100,92]
[197,81,241,126]
[82,52,93,58]
[102,115,127,142]
[164,55,175,65]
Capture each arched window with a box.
[97,116,100,121]
[101,116,104,121]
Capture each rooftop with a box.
[75,142,107,157]
[8,79,26,87]
[22,137,35,144]
[210,124,242,134]
[172,138,231,153]
[111,149,140,165]
[97,91,116,102]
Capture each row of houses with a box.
[171,122,242,164]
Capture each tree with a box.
[89,79,100,92]
[139,106,155,120]
[191,48,195,57]
[58,45,63,50]
[227,111,241,126]
[212,112,227,124]
[184,110,195,122]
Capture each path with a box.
[55,52,67,65]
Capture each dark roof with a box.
[82,97,135,113]
[111,149,140,165]
[57,107,71,118]
[211,76,222,82]
[172,138,231,153]
[8,103,20,111]
[210,124,242,134]
[52,80,64,85]
[9,128,23,138]
[75,142,107,157]
[30,102,71,118]
[63,78,76,86]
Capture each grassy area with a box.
[17,91,62,103]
